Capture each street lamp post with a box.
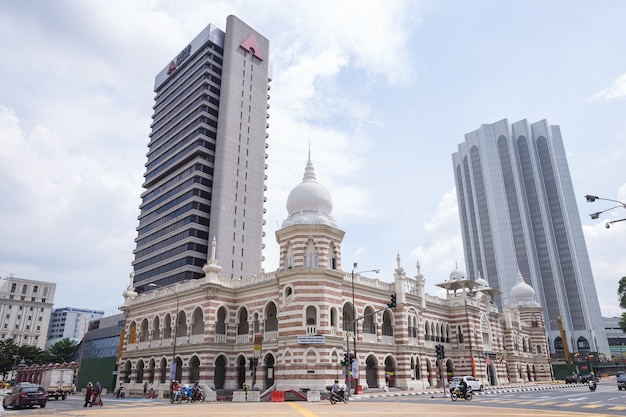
[76,312,91,386]
[585,194,626,228]
[350,263,379,395]
[148,283,180,384]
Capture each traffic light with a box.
[435,344,442,359]
[440,345,445,359]
[387,293,397,308]
[249,357,258,370]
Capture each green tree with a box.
[0,339,19,379]
[618,276,626,333]
[43,338,78,364]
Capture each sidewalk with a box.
[350,380,599,400]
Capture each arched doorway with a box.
[159,358,167,383]
[214,355,227,389]
[123,361,131,383]
[487,361,497,385]
[148,359,156,383]
[384,356,396,388]
[426,360,433,387]
[174,357,182,382]
[264,354,275,390]
[237,356,247,388]
[445,359,454,383]
[365,354,379,388]
[189,356,200,383]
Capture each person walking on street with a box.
[143,382,148,398]
[83,382,94,407]
[149,383,155,399]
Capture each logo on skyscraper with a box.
[167,61,176,75]
[240,35,264,61]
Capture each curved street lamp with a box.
[350,263,379,395]
[585,194,626,228]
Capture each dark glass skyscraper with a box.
[453,118,609,356]
[132,16,270,291]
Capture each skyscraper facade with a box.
[452,118,609,357]
[132,16,271,291]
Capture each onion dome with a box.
[510,270,539,307]
[281,154,338,228]
[475,272,489,289]
[448,267,467,282]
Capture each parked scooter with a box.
[450,386,473,401]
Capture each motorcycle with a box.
[115,386,126,399]
[191,386,205,402]
[326,385,348,404]
[588,379,597,391]
[450,386,473,401]
[170,388,183,403]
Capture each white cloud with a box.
[589,73,626,101]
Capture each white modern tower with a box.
[132,16,271,291]
[452,118,609,357]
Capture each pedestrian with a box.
[143,382,148,398]
[149,382,155,399]
[83,382,94,407]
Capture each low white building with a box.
[0,276,55,350]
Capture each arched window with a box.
[303,239,318,268]
[382,310,394,337]
[342,304,355,332]
[305,306,317,334]
[363,307,376,334]
[191,307,204,335]
[237,308,249,335]
[128,322,137,344]
[139,319,149,342]
[151,316,160,342]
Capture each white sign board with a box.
[297,335,325,344]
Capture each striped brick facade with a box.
[119,231,551,395]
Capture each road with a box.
[3,380,625,417]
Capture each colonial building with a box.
[118,157,551,395]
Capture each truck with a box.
[39,367,74,400]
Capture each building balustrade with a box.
[236,334,251,344]
[264,330,278,341]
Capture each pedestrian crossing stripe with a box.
[581,404,604,409]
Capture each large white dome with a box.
[510,271,539,307]
[281,156,337,228]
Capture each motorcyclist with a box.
[115,383,125,399]
[192,380,201,400]
[171,380,181,401]
[332,379,342,400]
[588,375,597,390]
[458,378,468,397]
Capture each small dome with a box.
[510,271,538,307]
[449,267,466,281]
[281,155,337,228]
[475,276,489,289]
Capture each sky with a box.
[1,0,625,319]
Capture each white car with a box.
[449,376,483,392]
